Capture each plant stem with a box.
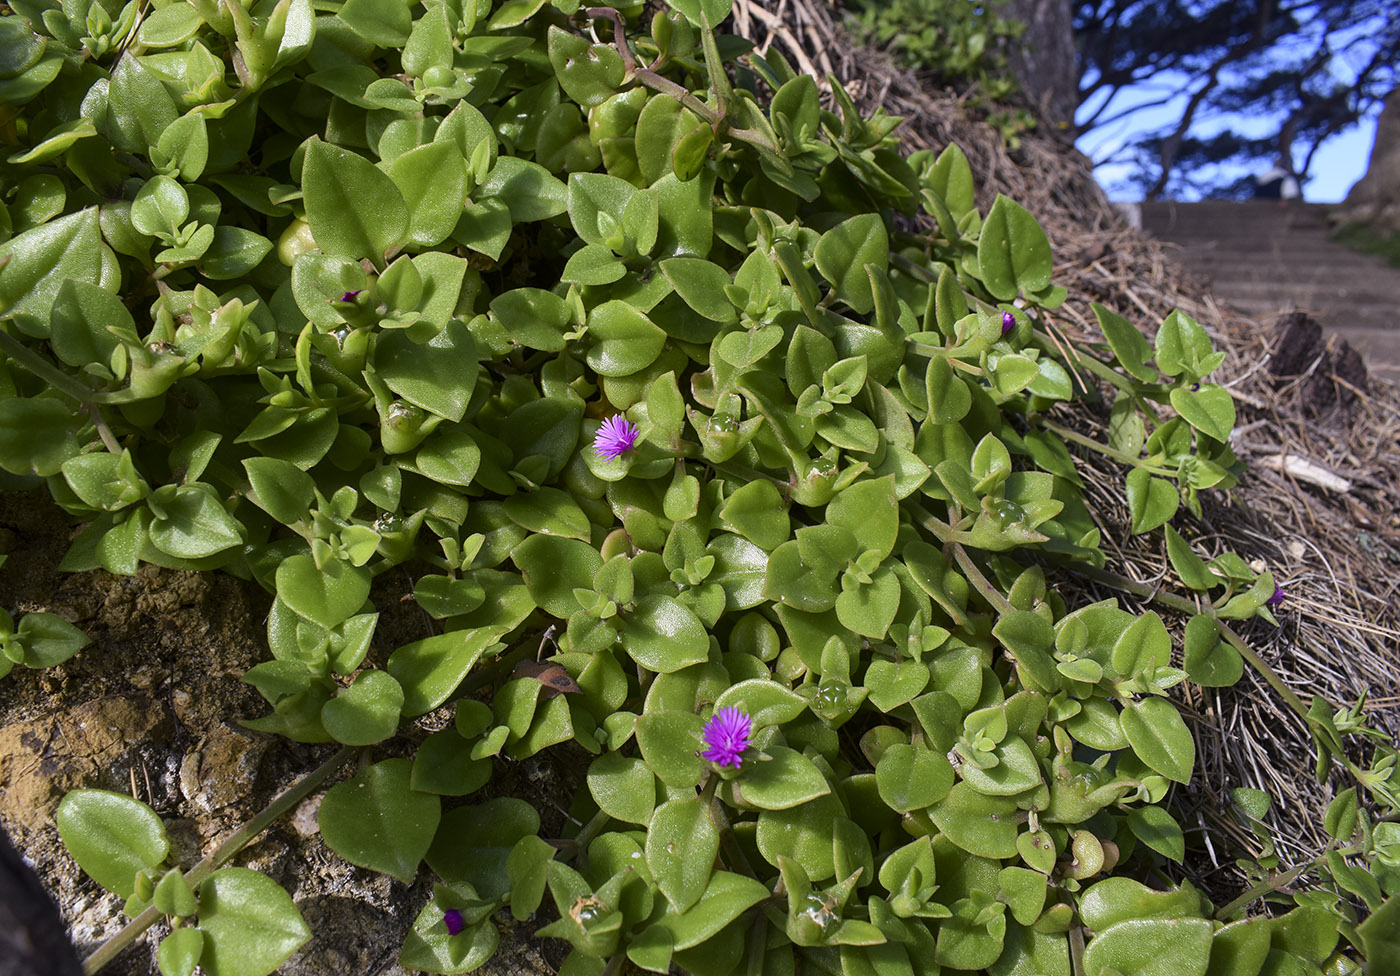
[1036,336,1142,400]
[1038,417,1160,472]
[905,499,961,544]
[633,65,722,126]
[585,7,634,69]
[587,7,718,124]
[1068,924,1087,976]
[949,542,1014,615]
[0,328,101,405]
[572,807,611,854]
[0,325,165,409]
[1213,858,1316,920]
[585,7,782,157]
[83,745,356,975]
[708,795,759,880]
[889,251,939,285]
[87,401,121,454]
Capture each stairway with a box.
[1138,200,1400,376]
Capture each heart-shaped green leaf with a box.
[426,799,541,899]
[56,790,168,898]
[512,534,603,618]
[928,782,1019,858]
[814,213,888,314]
[376,319,478,422]
[387,142,468,248]
[620,595,710,673]
[196,868,311,976]
[157,928,204,976]
[1169,384,1236,443]
[646,797,718,912]
[1081,918,1211,976]
[1127,806,1185,862]
[275,555,371,630]
[587,752,655,825]
[302,138,408,264]
[736,746,831,810]
[876,743,954,812]
[1125,468,1178,534]
[387,627,498,716]
[1092,302,1156,382]
[585,300,667,376]
[319,759,440,883]
[978,195,1053,301]
[1182,613,1242,687]
[321,669,404,745]
[1121,697,1196,783]
[713,679,807,727]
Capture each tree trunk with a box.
[999,0,1078,131]
[1336,87,1400,234]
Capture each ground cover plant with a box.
[1,0,1399,974]
[1333,221,1400,271]
[842,0,1033,146]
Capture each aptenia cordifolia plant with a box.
[593,414,641,461]
[1,0,1398,974]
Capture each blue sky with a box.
[1073,11,1388,204]
[1078,104,1379,203]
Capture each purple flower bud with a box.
[1001,311,1015,335]
[701,706,754,768]
[443,909,465,936]
[1266,585,1285,608]
[339,290,362,303]
[593,415,640,461]
[1191,382,1201,392]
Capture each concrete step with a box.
[1210,312,1400,373]
[1208,280,1400,309]
[1211,297,1394,339]
[1143,214,1334,240]
[1141,200,1334,229]
[1174,246,1396,268]
[1220,296,1394,323]
[1138,200,1400,372]
[1144,211,1333,232]
[1188,262,1400,291]
[1149,234,1336,254]
[1153,238,1373,265]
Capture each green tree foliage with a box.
[845,0,1035,145]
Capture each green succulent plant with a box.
[1,0,1397,974]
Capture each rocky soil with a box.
[0,487,563,976]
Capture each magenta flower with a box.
[443,908,465,936]
[594,415,639,461]
[1266,585,1285,608]
[1001,311,1015,334]
[701,706,753,768]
